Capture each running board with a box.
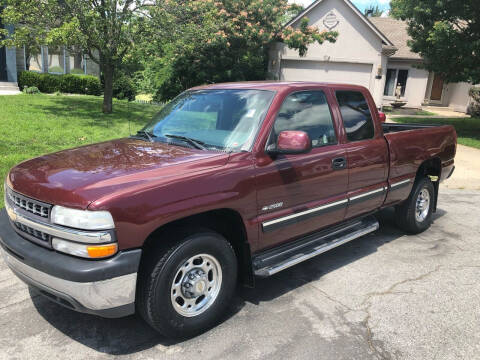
[253,216,379,277]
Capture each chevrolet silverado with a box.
[1,82,456,338]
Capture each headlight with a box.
[52,238,118,259]
[51,206,115,230]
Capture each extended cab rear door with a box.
[331,88,389,220]
[254,88,348,252]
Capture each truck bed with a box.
[382,122,457,183]
[382,122,444,134]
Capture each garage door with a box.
[280,60,373,90]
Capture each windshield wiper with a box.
[164,134,207,150]
[135,130,156,142]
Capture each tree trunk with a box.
[103,65,114,114]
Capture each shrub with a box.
[83,75,102,96]
[39,73,62,93]
[468,88,480,116]
[60,74,83,94]
[17,71,102,96]
[18,71,41,89]
[22,86,40,94]
[112,75,137,101]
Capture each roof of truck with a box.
[190,81,367,92]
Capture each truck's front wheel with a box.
[395,177,435,234]
[137,230,237,338]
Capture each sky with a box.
[289,0,390,14]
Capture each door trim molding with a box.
[262,199,348,233]
[390,179,412,189]
[348,187,387,205]
[261,184,390,233]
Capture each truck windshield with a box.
[142,89,275,152]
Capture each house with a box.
[0,21,20,94]
[0,21,99,94]
[269,0,473,113]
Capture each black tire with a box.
[395,177,435,234]
[137,229,237,338]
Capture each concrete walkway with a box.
[422,106,470,118]
[443,144,480,191]
[387,107,470,120]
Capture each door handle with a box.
[332,157,347,170]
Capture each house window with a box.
[47,47,66,74]
[384,69,409,97]
[84,55,100,76]
[69,50,86,75]
[25,47,42,72]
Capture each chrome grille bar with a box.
[6,188,51,219]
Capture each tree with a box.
[145,0,338,101]
[1,0,144,113]
[391,0,480,85]
[364,5,383,17]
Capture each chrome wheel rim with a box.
[170,254,222,317]
[415,188,430,222]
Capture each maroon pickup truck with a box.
[1,82,456,338]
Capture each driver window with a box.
[273,91,337,148]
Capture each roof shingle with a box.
[369,17,423,61]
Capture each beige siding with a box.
[445,82,473,113]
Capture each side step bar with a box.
[253,215,379,277]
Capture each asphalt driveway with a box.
[1,187,479,360]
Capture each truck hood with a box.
[7,138,229,209]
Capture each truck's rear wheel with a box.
[137,230,237,338]
[395,177,435,234]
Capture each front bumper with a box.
[0,209,142,318]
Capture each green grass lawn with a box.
[393,117,480,149]
[0,94,162,208]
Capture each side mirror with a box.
[267,130,312,155]
[378,111,387,123]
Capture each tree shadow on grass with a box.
[32,207,447,355]
[28,96,161,130]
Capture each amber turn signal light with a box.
[87,244,118,258]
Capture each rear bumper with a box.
[441,163,455,182]
[0,209,141,318]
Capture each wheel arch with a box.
[141,208,255,287]
[415,157,442,212]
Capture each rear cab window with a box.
[272,90,337,148]
[335,90,375,142]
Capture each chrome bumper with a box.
[1,246,137,313]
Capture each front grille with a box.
[14,222,50,242]
[5,187,53,247]
[7,188,51,219]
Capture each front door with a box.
[430,74,444,102]
[255,90,348,251]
